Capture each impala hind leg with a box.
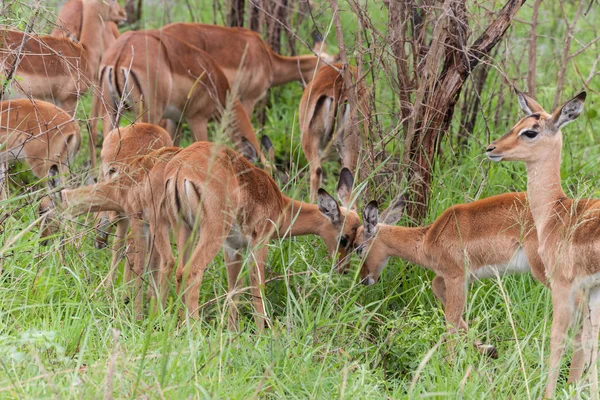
[303,140,322,203]
[180,232,224,320]
[586,288,600,400]
[224,247,244,331]
[567,291,589,385]
[545,282,574,399]
[130,219,149,319]
[151,212,176,311]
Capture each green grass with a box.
[2,0,600,398]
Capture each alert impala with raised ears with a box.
[299,64,368,202]
[354,193,548,359]
[486,90,599,399]
[162,142,360,330]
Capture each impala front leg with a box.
[224,247,244,331]
[249,244,269,332]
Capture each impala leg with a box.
[181,232,223,320]
[187,116,208,143]
[151,211,176,311]
[175,224,193,309]
[586,288,600,400]
[224,247,244,331]
[567,291,588,384]
[545,282,574,399]
[249,244,269,332]
[130,218,148,319]
[106,217,129,287]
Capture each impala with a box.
[96,30,269,168]
[0,0,125,112]
[51,0,124,50]
[160,23,338,113]
[299,63,368,202]
[163,141,360,330]
[1,99,81,198]
[355,193,549,359]
[45,142,181,317]
[486,91,598,398]
[95,123,173,288]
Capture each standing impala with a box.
[163,142,360,330]
[44,142,181,318]
[486,91,599,398]
[1,99,81,198]
[159,23,338,113]
[299,64,368,202]
[51,0,124,50]
[354,193,548,358]
[96,30,269,167]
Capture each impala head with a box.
[486,91,586,163]
[316,168,361,273]
[104,0,127,24]
[354,197,406,285]
[312,32,340,65]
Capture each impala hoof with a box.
[476,343,498,359]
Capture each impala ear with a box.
[380,196,406,225]
[551,92,586,130]
[239,137,259,163]
[516,90,545,116]
[336,168,354,208]
[317,188,341,225]
[363,200,379,240]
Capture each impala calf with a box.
[163,142,360,329]
[487,91,599,399]
[355,193,548,358]
[45,144,181,317]
[160,23,338,113]
[0,99,81,198]
[51,0,124,50]
[95,123,173,286]
[299,64,368,202]
[97,30,269,167]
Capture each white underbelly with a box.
[471,248,531,280]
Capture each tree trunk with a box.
[125,0,142,26]
[227,0,245,27]
[389,0,526,222]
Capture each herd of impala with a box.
[0,0,598,397]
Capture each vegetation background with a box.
[1,0,600,398]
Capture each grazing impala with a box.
[96,123,172,287]
[486,91,599,398]
[299,63,368,202]
[51,0,124,50]
[96,30,269,167]
[45,143,181,317]
[0,99,81,198]
[163,142,359,329]
[160,23,338,113]
[354,193,548,358]
[0,0,126,112]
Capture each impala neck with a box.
[79,0,106,76]
[62,182,123,216]
[524,134,566,236]
[377,225,428,267]
[278,197,328,237]
[270,53,323,86]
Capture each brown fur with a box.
[299,64,368,202]
[487,91,599,398]
[97,30,268,167]
[160,22,337,113]
[0,99,81,197]
[163,142,360,329]
[51,0,123,50]
[356,193,546,358]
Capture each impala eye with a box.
[522,130,538,139]
[339,236,348,248]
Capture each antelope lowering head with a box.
[486,91,586,164]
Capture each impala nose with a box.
[486,144,496,153]
[362,276,376,286]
